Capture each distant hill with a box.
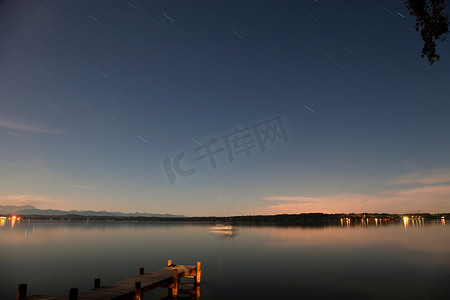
[0,205,184,218]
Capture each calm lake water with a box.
[1,219,449,299]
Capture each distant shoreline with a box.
[7,212,448,226]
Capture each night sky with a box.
[1,0,449,216]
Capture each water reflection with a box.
[344,217,398,227]
[339,215,437,229]
[209,230,238,239]
[402,216,427,229]
[0,221,449,300]
[0,215,20,230]
[403,216,409,229]
[259,225,450,265]
[5,215,21,229]
[209,224,238,239]
[340,217,351,227]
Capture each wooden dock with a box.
[17,260,201,300]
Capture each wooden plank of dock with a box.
[76,265,195,300]
[20,261,201,300]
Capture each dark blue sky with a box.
[1,0,450,215]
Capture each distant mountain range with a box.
[0,205,184,218]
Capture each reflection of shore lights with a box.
[403,216,409,228]
[442,216,446,226]
[0,217,6,227]
[8,215,20,229]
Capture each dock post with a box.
[171,269,178,298]
[195,285,201,299]
[168,259,173,266]
[139,267,144,275]
[195,261,202,286]
[94,278,101,288]
[69,288,78,300]
[134,281,142,300]
[16,283,27,300]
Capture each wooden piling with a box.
[167,260,174,297]
[94,278,101,288]
[69,288,78,300]
[196,285,201,299]
[195,261,202,286]
[172,269,179,298]
[139,267,144,275]
[134,281,142,300]
[16,284,27,300]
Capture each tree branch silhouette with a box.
[405,0,449,64]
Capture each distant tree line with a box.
[18,212,449,226]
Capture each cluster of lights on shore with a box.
[340,217,392,227]
[0,215,21,228]
[339,215,446,228]
[0,215,446,229]
[402,216,424,229]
